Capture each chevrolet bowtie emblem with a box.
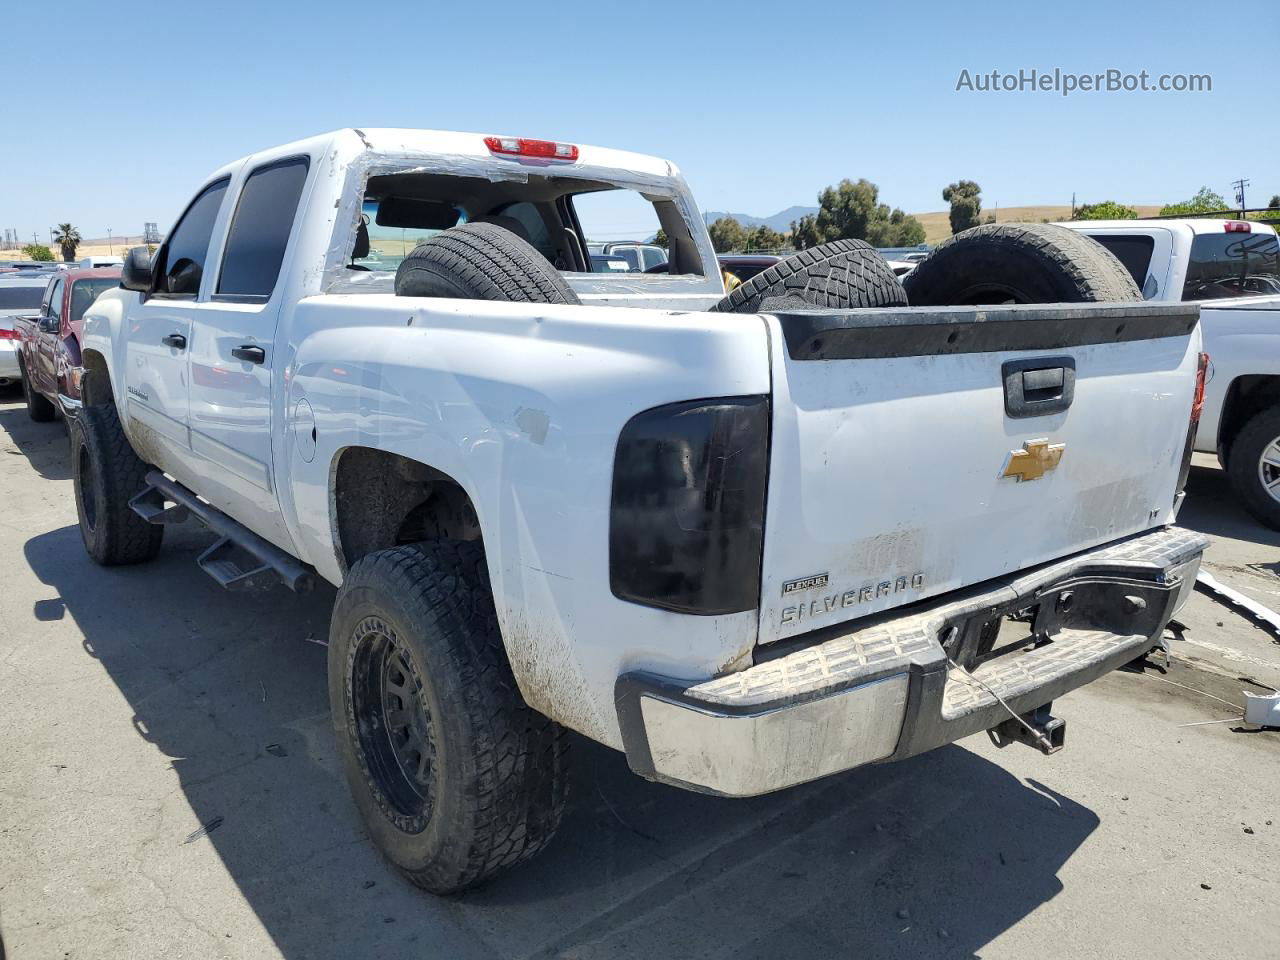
[1002,438,1065,482]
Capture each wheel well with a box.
[80,351,114,407]
[331,448,482,571]
[1218,375,1280,463]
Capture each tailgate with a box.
[758,302,1201,645]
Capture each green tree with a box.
[789,178,925,249]
[1269,195,1280,209]
[943,180,982,234]
[707,216,746,253]
[22,243,54,261]
[652,227,668,248]
[52,223,82,262]
[1159,187,1229,217]
[745,224,785,250]
[1074,200,1139,220]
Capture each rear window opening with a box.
[349,170,700,278]
[1089,234,1156,291]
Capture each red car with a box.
[13,266,121,421]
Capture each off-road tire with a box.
[20,362,56,422]
[903,223,1141,305]
[1226,406,1280,529]
[328,540,569,894]
[712,239,908,313]
[395,222,580,305]
[71,404,163,565]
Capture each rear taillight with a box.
[0,328,19,340]
[1191,351,1208,423]
[610,397,769,615]
[1175,352,1210,508]
[1224,221,1251,233]
[484,135,579,162]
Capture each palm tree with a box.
[52,223,82,263]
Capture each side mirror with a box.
[120,247,152,293]
[38,316,59,334]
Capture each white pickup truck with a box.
[76,128,1207,892]
[1061,218,1280,526]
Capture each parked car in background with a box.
[1059,218,1280,302]
[78,256,124,269]
[1061,218,1280,527]
[0,276,50,389]
[717,254,780,284]
[587,241,667,272]
[590,253,633,273]
[12,266,121,420]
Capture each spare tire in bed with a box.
[395,222,580,305]
[712,238,907,313]
[902,223,1141,305]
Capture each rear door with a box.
[185,155,311,550]
[756,303,1201,645]
[125,177,230,470]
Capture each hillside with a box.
[702,206,818,232]
[910,204,1163,245]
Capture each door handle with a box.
[161,333,187,350]
[1002,356,1076,419]
[232,344,266,364]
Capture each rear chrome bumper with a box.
[616,526,1206,797]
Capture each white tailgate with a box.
[758,308,1200,644]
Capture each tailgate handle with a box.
[1003,356,1075,419]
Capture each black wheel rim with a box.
[349,616,436,831]
[77,445,97,532]
[950,282,1025,305]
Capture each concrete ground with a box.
[0,399,1275,960]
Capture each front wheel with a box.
[328,540,568,894]
[1227,406,1280,529]
[71,405,163,564]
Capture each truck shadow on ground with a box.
[25,522,1100,960]
[0,402,71,481]
[1180,461,1280,549]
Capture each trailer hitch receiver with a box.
[988,704,1066,755]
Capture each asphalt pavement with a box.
[0,399,1275,960]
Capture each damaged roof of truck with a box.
[203,128,682,185]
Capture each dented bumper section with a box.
[615,526,1206,797]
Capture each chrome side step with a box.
[129,471,314,593]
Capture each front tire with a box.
[328,541,568,894]
[71,405,163,565]
[1227,406,1280,529]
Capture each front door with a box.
[123,177,231,475]
[185,156,310,551]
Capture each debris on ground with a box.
[183,816,225,844]
[1195,570,1280,640]
[1243,690,1280,728]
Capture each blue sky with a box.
[1,0,1274,242]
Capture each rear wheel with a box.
[1227,406,1280,529]
[21,363,56,422]
[903,223,1141,305]
[328,540,568,894]
[71,405,163,565]
[712,239,907,313]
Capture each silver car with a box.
[0,276,52,387]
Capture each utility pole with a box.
[1071,192,1076,220]
[107,228,113,255]
[1231,178,1250,216]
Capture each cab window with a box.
[152,178,231,297]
